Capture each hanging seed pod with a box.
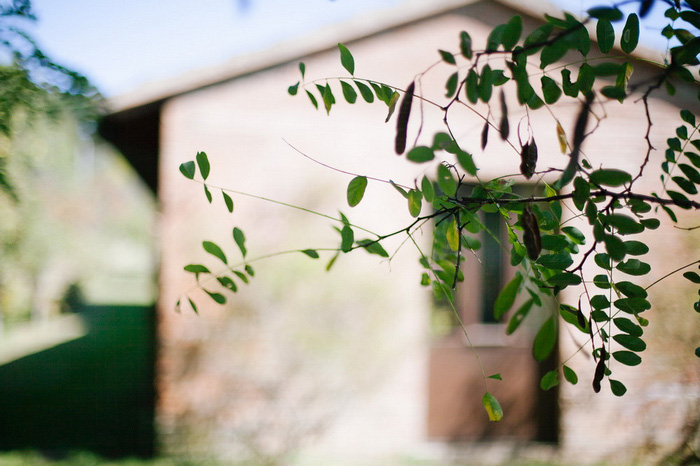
[521,205,541,260]
[481,120,489,150]
[395,81,415,155]
[520,137,538,179]
[592,345,607,393]
[499,89,509,140]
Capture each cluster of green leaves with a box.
[177,152,253,312]
[183,0,700,420]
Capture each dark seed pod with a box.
[395,81,415,155]
[520,138,538,179]
[521,205,541,260]
[481,121,489,150]
[499,89,509,140]
[592,345,607,393]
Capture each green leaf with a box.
[589,168,632,187]
[446,217,460,251]
[667,190,693,209]
[233,227,247,258]
[562,226,586,244]
[456,149,477,176]
[597,19,615,53]
[588,6,624,21]
[540,41,568,68]
[613,334,647,352]
[683,271,700,284]
[354,80,374,102]
[590,294,610,310]
[340,80,357,104]
[179,161,196,179]
[602,213,644,235]
[195,152,210,179]
[609,379,627,396]
[233,270,249,284]
[681,109,696,126]
[390,180,409,199]
[506,298,534,335]
[533,316,557,361]
[616,282,647,299]
[217,276,237,292]
[621,13,640,54]
[548,272,582,288]
[406,146,435,163]
[541,76,561,104]
[465,69,479,104]
[338,43,355,75]
[563,365,578,384]
[301,249,320,259]
[487,373,502,381]
[494,273,523,320]
[482,392,503,422]
[501,15,523,51]
[617,259,651,276]
[540,370,560,390]
[421,176,435,203]
[245,264,255,277]
[445,71,459,98]
[188,298,198,314]
[486,24,505,51]
[205,290,226,305]
[614,297,651,314]
[536,252,573,270]
[306,90,318,109]
[407,189,423,217]
[613,350,642,366]
[340,224,354,253]
[478,65,494,102]
[613,317,644,336]
[357,239,389,258]
[222,192,234,213]
[288,82,299,95]
[184,264,210,280]
[202,241,227,265]
[437,164,457,196]
[347,176,368,207]
[204,184,213,203]
[299,62,306,78]
[459,31,473,59]
[438,49,456,65]
[624,240,649,256]
[320,83,335,115]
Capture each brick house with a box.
[101,0,699,462]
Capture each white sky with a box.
[26,0,670,97]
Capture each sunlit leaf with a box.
[482,392,503,422]
[407,189,423,217]
[446,217,460,251]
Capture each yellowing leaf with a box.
[556,121,567,154]
[446,217,460,251]
[482,392,503,422]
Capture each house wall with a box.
[152,2,699,463]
